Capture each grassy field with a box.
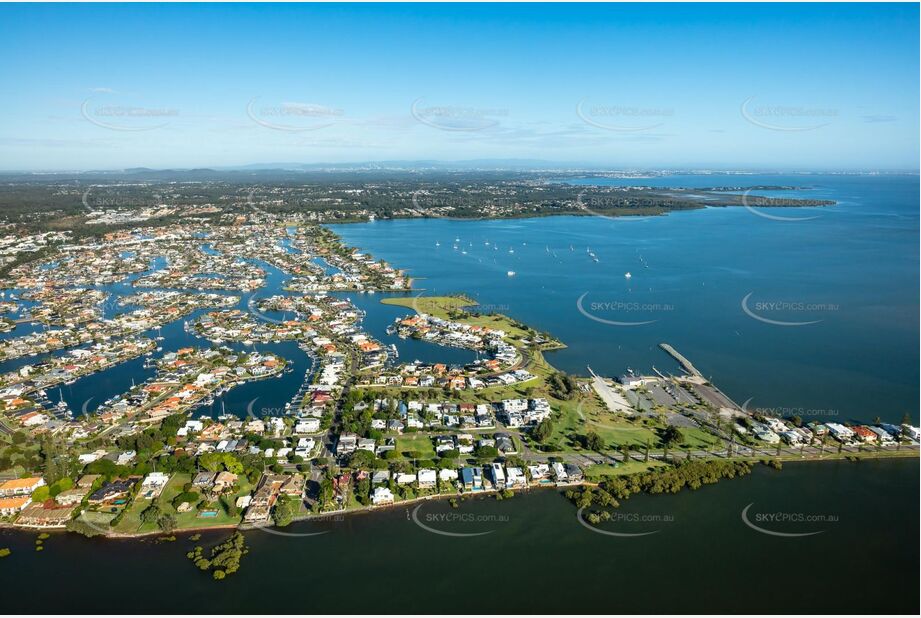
[380,295,553,343]
[393,434,437,459]
[381,295,474,319]
[583,460,667,480]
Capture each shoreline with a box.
[3,452,916,541]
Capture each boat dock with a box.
[659,343,702,377]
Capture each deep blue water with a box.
[331,174,920,424]
[0,458,916,614]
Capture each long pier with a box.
[659,342,702,377]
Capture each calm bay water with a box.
[0,459,917,614]
[331,174,920,425]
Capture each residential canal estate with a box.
[0,174,917,615]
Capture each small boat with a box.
[624,272,632,279]
[507,271,516,277]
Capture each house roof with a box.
[0,477,43,491]
[0,496,31,509]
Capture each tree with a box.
[533,418,553,443]
[582,432,604,451]
[355,478,371,505]
[547,372,578,400]
[157,513,178,533]
[140,503,163,525]
[173,491,201,508]
[660,426,684,448]
[439,449,460,461]
[273,495,300,527]
[348,450,376,468]
[198,452,243,474]
[474,446,499,460]
[220,494,238,518]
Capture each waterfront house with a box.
[563,464,584,483]
[15,502,75,528]
[55,487,89,506]
[439,468,459,483]
[489,463,506,489]
[417,469,437,488]
[279,474,305,498]
[88,478,137,504]
[826,423,856,443]
[852,426,877,443]
[372,486,394,506]
[869,426,896,445]
[139,472,170,498]
[460,467,483,491]
[505,467,527,488]
[551,462,568,483]
[0,495,31,516]
[0,477,45,497]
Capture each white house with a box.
[489,463,506,489]
[417,469,437,488]
[139,472,170,498]
[506,467,527,488]
[372,486,394,505]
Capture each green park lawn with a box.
[393,434,437,459]
[583,460,667,481]
[380,295,554,344]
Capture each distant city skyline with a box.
[0,3,918,171]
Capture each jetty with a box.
[659,342,702,377]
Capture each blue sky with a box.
[0,3,917,171]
